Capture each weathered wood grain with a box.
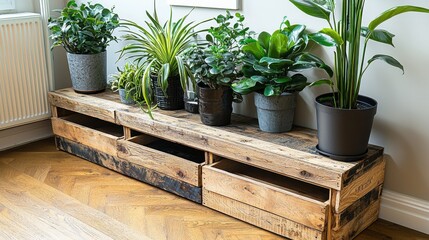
[117,138,202,186]
[203,161,329,230]
[51,117,120,156]
[332,199,381,240]
[48,89,121,123]
[333,185,383,230]
[334,158,385,213]
[55,136,202,203]
[203,189,326,240]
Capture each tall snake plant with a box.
[119,5,208,118]
[290,0,429,109]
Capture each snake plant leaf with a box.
[289,0,331,21]
[361,27,395,46]
[268,31,289,58]
[368,6,429,31]
[367,54,404,74]
[242,41,265,60]
[309,28,343,47]
[259,57,294,69]
[258,31,271,50]
[309,79,333,87]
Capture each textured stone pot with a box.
[254,92,297,133]
[315,93,377,161]
[67,51,107,94]
[151,76,184,110]
[118,88,135,105]
[198,83,233,126]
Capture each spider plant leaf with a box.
[142,60,155,119]
[367,54,404,74]
[361,27,395,46]
[289,0,331,21]
[368,6,429,31]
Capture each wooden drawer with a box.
[117,133,205,187]
[203,160,330,240]
[52,113,123,156]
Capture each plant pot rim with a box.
[66,50,106,55]
[315,92,377,111]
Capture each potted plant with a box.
[111,63,142,105]
[48,0,119,93]
[289,0,429,160]
[119,5,207,118]
[232,18,332,133]
[186,11,251,126]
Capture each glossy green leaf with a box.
[268,31,288,58]
[264,85,275,96]
[295,53,333,77]
[258,31,271,50]
[250,75,268,83]
[309,79,333,87]
[289,0,331,21]
[231,78,262,95]
[367,54,404,74]
[369,6,429,31]
[274,77,292,84]
[361,27,395,46]
[242,42,265,60]
[259,57,294,69]
[309,28,343,47]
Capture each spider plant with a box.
[290,0,429,109]
[119,4,209,118]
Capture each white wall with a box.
[74,0,429,204]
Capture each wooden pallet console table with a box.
[49,88,385,240]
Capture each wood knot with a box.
[117,144,127,154]
[177,171,185,178]
[300,170,313,178]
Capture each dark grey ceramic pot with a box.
[315,93,377,161]
[67,51,106,94]
[254,92,297,133]
[118,88,135,105]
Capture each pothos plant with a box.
[48,0,119,54]
[231,17,332,96]
[186,11,252,90]
[289,0,429,109]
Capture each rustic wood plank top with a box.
[48,88,384,190]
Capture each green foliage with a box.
[119,4,207,118]
[110,63,144,104]
[185,11,252,89]
[289,0,429,109]
[231,18,332,97]
[48,0,119,54]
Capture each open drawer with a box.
[51,112,123,156]
[117,133,205,187]
[203,160,330,240]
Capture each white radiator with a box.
[0,13,50,130]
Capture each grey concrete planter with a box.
[315,93,377,161]
[254,92,297,133]
[118,88,135,105]
[67,51,107,93]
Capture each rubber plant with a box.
[289,0,429,108]
[231,17,332,96]
[119,4,208,118]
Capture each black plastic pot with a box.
[315,93,377,161]
[198,83,233,126]
[152,76,184,110]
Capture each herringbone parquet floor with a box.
[0,138,428,240]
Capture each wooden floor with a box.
[0,139,427,240]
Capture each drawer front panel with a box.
[52,117,119,156]
[203,163,328,231]
[117,139,202,186]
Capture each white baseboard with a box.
[0,120,53,151]
[380,190,429,234]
